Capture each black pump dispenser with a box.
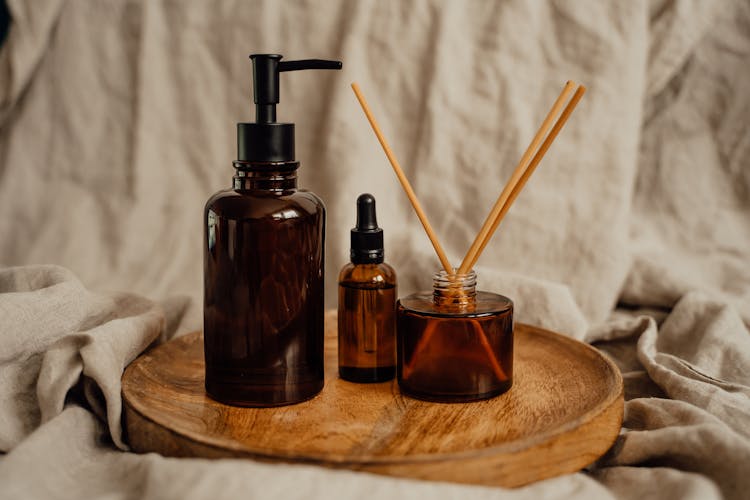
[351,193,384,264]
[237,54,342,163]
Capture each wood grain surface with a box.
[122,311,623,487]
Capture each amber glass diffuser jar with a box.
[397,270,513,402]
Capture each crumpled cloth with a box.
[1,265,748,500]
[0,266,167,451]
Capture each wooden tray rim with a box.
[122,322,624,465]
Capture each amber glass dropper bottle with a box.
[338,194,397,382]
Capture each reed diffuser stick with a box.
[458,84,586,274]
[457,82,578,275]
[351,83,454,275]
[467,85,587,271]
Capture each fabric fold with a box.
[0,265,167,451]
[636,292,750,438]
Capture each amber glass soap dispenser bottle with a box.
[338,194,397,382]
[203,54,341,407]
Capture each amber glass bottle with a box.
[203,54,340,407]
[204,165,325,406]
[338,194,397,382]
[397,271,513,402]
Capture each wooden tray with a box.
[122,312,623,487]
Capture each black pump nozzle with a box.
[238,54,342,163]
[351,194,384,264]
[250,54,342,123]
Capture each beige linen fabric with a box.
[0,0,749,498]
[0,266,168,450]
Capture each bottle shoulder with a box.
[338,262,397,288]
[205,188,324,220]
[297,189,325,206]
[398,291,512,317]
[205,188,235,208]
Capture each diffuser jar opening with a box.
[432,270,477,310]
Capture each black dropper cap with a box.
[351,194,384,264]
[237,54,342,163]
